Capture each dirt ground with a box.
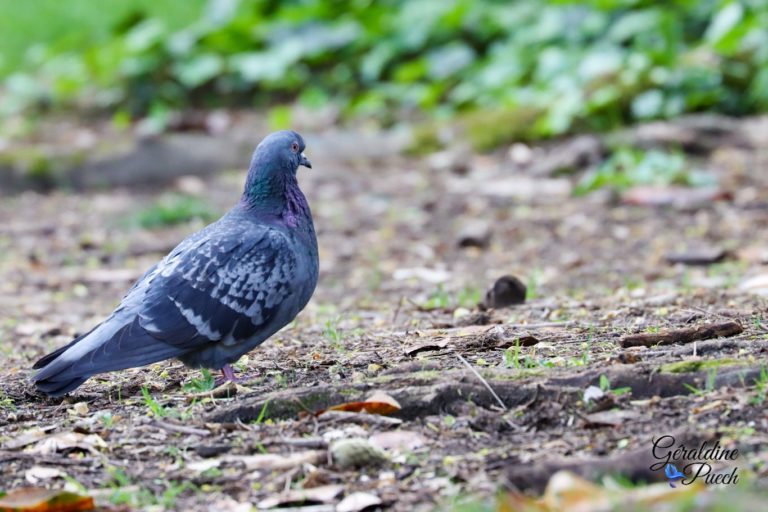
[1,117,768,511]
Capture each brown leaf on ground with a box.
[319,391,401,416]
[501,470,705,512]
[0,488,94,512]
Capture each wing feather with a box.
[138,225,296,349]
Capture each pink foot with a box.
[214,364,241,387]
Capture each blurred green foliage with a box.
[573,147,718,195]
[2,0,768,144]
[134,194,217,228]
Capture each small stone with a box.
[331,438,389,469]
[508,143,533,165]
[453,307,471,319]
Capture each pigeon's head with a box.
[243,130,312,208]
[252,130,312,176]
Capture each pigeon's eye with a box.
[290,141,300,153]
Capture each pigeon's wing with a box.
[32,223,297,396]
[138,224,297,349]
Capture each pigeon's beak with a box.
[299,153,312,169]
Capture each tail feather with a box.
[33,316,188,397]
[33,325,99,369]
[34,376,89,396]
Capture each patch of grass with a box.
[707,260,748,288]
[100,412,114,429]
[105,465,194,509]
[525,269,542,301]
[661,358,743,374]
[683,368,719,396]
[599,374,631,396]
[252,400,270,425]
[323,315,344,351]
[574,147,716,196]
[134,194,217,229]
[140,386,167,417]
[158,481,194,509]
[481,368,545,381]
[749,367,768,406]
[183,368,216,393]
[567,327,594,367]
[422,285,482,310]
[0,391,16,412]
[457,286,481,308]
[461,106,544,151]
[503,339,541,370]
[422,285,451,310]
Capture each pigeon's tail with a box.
[33,325,99,370]
[33,316,186,397]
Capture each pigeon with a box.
[33,130,318,396]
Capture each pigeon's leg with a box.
[214,364,241,387]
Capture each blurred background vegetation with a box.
[1,0,767,148]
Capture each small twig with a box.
[151,419,210,437]
[504,321,582,329]
[234,418,254,432]
[282,466,300,492]
[618,321,743,348]
[455,352,507,410]
[392,295,405,324]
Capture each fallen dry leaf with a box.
[188,450,325,473]
[26,432,106,456]
[369,430,427,452]
[500,470,706,512]
[0,487,94,512]
[320,391,401,416]
[2,428,52,451]
[24,466,63,485]
[336,492,382,512]
[255,484,343,509]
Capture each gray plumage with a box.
[33,130,318,396]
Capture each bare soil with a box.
[1,118,768,511]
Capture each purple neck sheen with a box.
[281,182,310,228]
[241,170,310,229]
